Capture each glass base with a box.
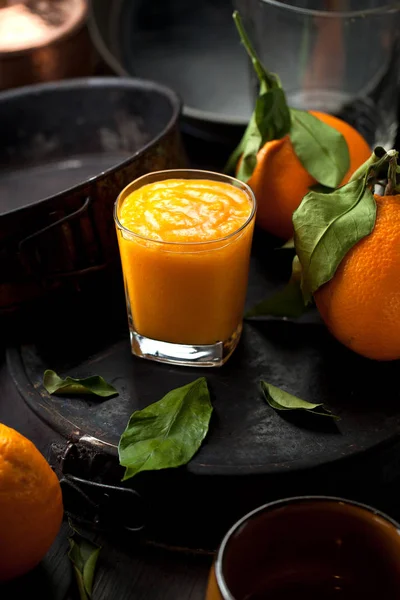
[129,325,242,367]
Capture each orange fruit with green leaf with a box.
[0,423,63,581]
[246,113,371,240]
[228,12,371,241]
[293,147,400,361]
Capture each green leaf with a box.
[245,256,307,318]
[68,525,101,600]
[245,280,306,318]
[278,237,295,250]
[236,88,291,182]
[118,378,213,481]
[260,381,338,419]
[225,11,291,180]
[43,370,118,398]
[308,183,335,194]
[293,179,376,303]
[290,108,350,187]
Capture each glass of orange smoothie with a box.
[114,169,256,367]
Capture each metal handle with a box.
[60,474,146,534]
[18,196,112,281]
[19,197,91,251]
[50,441,146,534]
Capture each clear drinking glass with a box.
[114,170,256,367]
[206,496,400,599]
[235,0,400,148]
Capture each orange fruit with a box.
[246,111,371,240]
[315,193,400,361]
[0,423,63,581]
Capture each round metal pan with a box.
[88,0,251,144]
[0,77,185,332]
[0,0,95,90]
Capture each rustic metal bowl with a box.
[0,76,185,336]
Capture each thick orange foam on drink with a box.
[119,179,252,242]
[116,178,254,345]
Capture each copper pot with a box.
[0,0,95,90]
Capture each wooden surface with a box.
[0,353,211,599]
[1,521,211,599]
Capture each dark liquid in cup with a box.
[244,570,373,599]
[223,501,400,600]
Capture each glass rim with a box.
[259,0,400,18]
[215,495,400,600]
[114,169,257,247]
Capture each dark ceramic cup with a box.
[206,496,400,600]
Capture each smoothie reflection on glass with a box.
[114,170,256,367]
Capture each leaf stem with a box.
[232,11,275,89]
[349,146,386,183]
[365,149,398,191]
[384,155,399,195]
[350,148,399,193]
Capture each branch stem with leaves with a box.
[294,148,399,303]
[226,11,349,188]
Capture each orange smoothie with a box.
[116,177,255,346]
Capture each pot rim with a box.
[0,0,88,58]
[87,0,250,127]
[215,495,400,600]
[259,0,400,19]
[0,76,182,218]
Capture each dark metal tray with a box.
[6,229,400,549]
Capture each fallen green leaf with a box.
[290,108,350,188]
[68,525,101,600]
[225,11,291,180]
[293,178,376,304]
[278,238,295,250]
[260,381,338,419]
[43,370,118,398]
[246,256,307,318]
[119,377,213,481]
